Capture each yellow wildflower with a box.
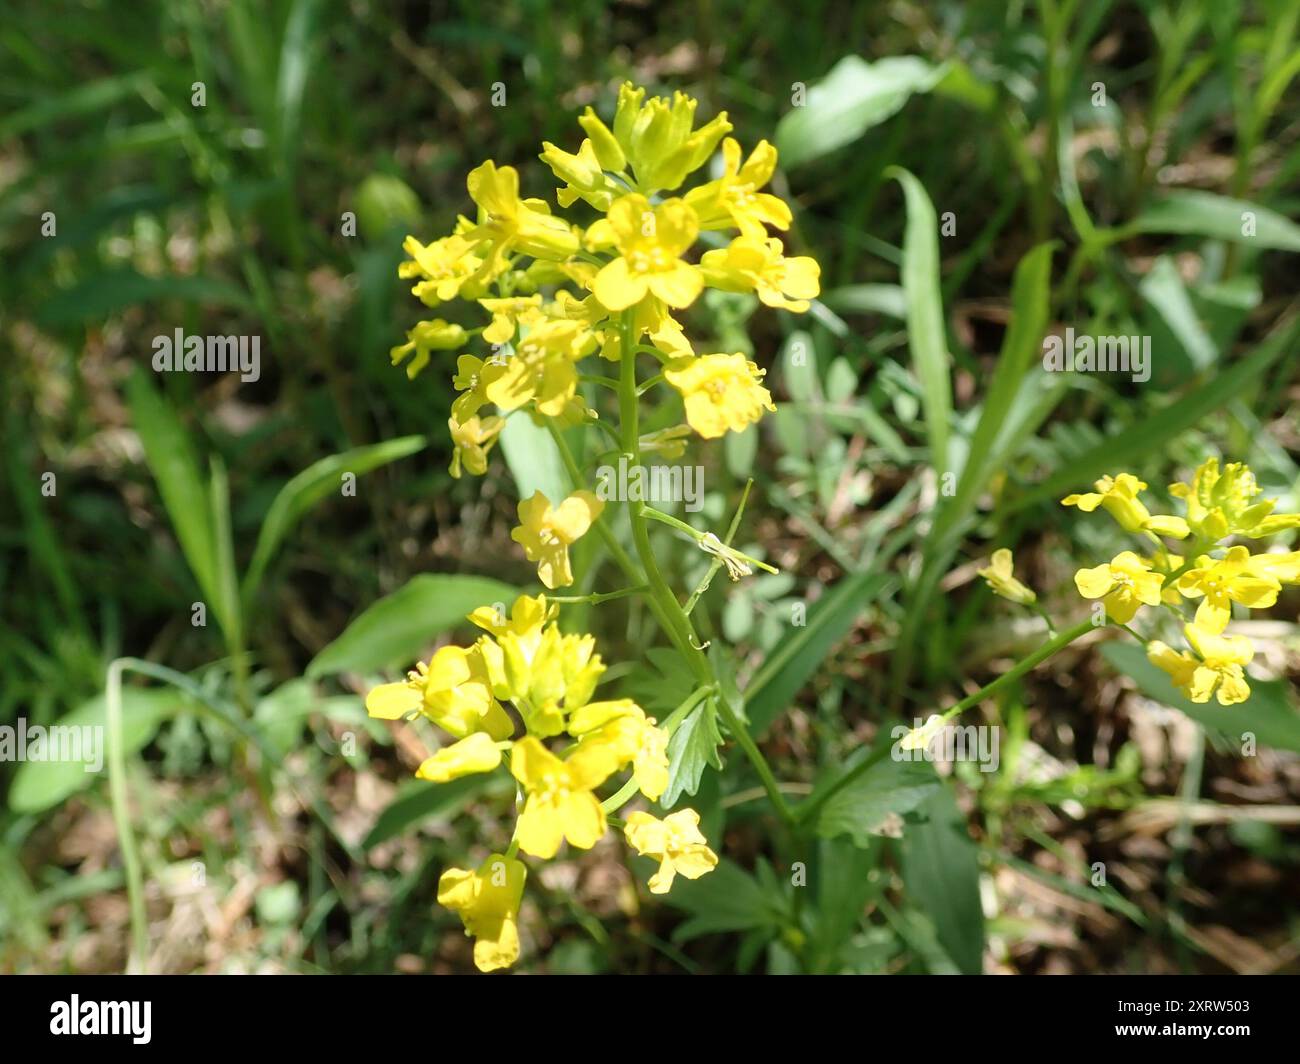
[449,413,505,478]
[663,353,776,439]
[1183,624,1254,705]
[482,319,594,416]
[592,194,703,312]
[398,233,484,307]
[511,737,614,858]
[1170,458,1300,540]
[1061,472,1190,538]
[1147,639,1200,697]
[463,160,579,276]
[389,319,468,379]
[977,548,1037,605]
[468,593,556,646]
[539,138,620,211]
[585,83,731,194]
[624,810,719,894]
[1073,550,1163,623]
[478,294,544,345]
[416,732,503,783]
[451,353,493,420]
[700,235,821,312]
[365,644,513,740]
[1175,546,1280,634]
[684,138,791,238]
[511,489,604,589]
[568,699,670,801]
[1245,550,1300,585]
[438,853,526,972]
[496,624,605,737]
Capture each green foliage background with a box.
[2,0,1299,974]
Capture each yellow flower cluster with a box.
[1062,460,1299,705]
[392,81,819,533]
[365,593,718,971]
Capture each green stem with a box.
[797,617,1099,827]
[615,312,795,826]
[641,506,779,574]
[106,659,149,973]
[548,584,649,605]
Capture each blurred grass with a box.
[1,0,1299,974]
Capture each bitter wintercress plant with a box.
[367,83,820,971]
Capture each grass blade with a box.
[888,166,952,473]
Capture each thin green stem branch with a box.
[106,659,148,973]
[797,617,1100,827]
[615,311,795,826]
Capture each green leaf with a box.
[363,774,512,850]
[661,696,724,808]
[664,858,786,941]
[1101,643,1300,755]
[207,457,243,651]
[274,0,323,172]
[810,752,940,846]
[1008,319,1298,513]
[0,73,149,140]
[125,369,220,614]
[1139,256,1217,370]
[901,781,985,975]
[932,242,1053,551]
[746,572,889,734]
[242,435,426,603]
[9,689,179,814]
[893,243,1054,691]
[807,836,884,972]
[1126,191,1300,251]
[724,422,758,478]
[819,283,908,319]
[307,574,519,677]
[39,271,252,328]
[499,412,570,503]
[888,167,952,473]
[775,56,946,168]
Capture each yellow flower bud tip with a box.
[1169,457,1300,539]
[898,714,946,752]
[976,548,1037,605]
